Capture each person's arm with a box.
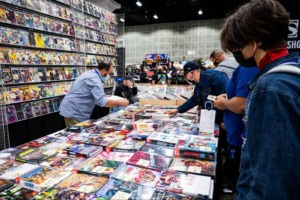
[132,86,138,95]
[214,95,246,114]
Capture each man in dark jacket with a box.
[114,75,138,104]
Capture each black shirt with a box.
[152,72,169,84]
[114,85,138,104]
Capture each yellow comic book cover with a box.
[34,33,44,48]
[20,85,31,101]
[53,83,63,96]
[0,6,7,22]
[0,88,8,104]
[29,84,40,100]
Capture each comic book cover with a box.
[40,17,48,31]
[18,30,30,46]
[108,139,145,153]
[25,13,35,29]
[0,88,8,105]
[15,148,54,164]
[0,179,14,192]
[52,83,63,96]
[44,83,54,98]
[28,32,36,47]
[7,86,22,103]
[55,21,63,34]
[32,101,42,116]
[6,105,18,123]
[0,159,15,175]
[134,119,164,132]
[169,158,215,177]
[174,136,217,161]
[64,67,72,79]
[127,151,172,172]
[34,187,89,200]
[0,148,23,160]
[35,67,46,81]
[0,184,38,199]
[47,18,56,33]
[33,15,42,30]
[96,152,133,163]
[82,134,116,147]
[29,68,40,82]
[146,132,180,147]
[20,68,31,83]
[64,144,102,158]
[6,9,16,24]
[64,82,72,93]
[56,173,108,195]
[9,30,20,46]
[45,99,54,113]
[40,154,86,171]
[15,11,26,26]
[34,33,44,48]
[21,103,34,119]
[156,171,212,196]
[0,47,10,64]
[0,6,7,23]
[19,86,30,102]
[9,67,22,84]
[57,67,66,80]
[45,67,54,81]
[150,190,199,200]
[140,144,174,158]
[0,163,38,181]
[78,158,122,178]
[112,164,161,188]
[19,166,71,192]
[0,27,10,45]
[29,85,40,100]
[52,98,61,111]
[1,67,13,84]
[91,178,155,200]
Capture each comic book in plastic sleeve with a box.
[21,102,34,119]
[18,136,59,150]
[6,86,22,103]
[150,190,201,200]
[0,184,38,199]
[14,148,58,164]
[90,178,155,200]
[0,159,18,176]
[1,67,13,84]
[40,154,86,171]
[11,67,23,83]
[6,105,18,124]
[134,119,163,132]
[82,134,116,147]
[20,68,31,82]
[78,158,122,178]
[19,166,71,192]
[0,163,39,181]
[56,173,108,195]
[140,144,174,158]
[155,171,211,197]
[107,138,145,153]
[0,148,23,160]
[34,187,90,200]
[0,179,14,192]
[63,144,103,158]
[112,164,161,188]
[96,151,133,163]
[169,158,215,177]
[146,132,180,147]
[127,151,172,172]
[19,85,31,101]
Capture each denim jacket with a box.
[237,53,300,200]
[177,69,228,122]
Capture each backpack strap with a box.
[260,65,300,80]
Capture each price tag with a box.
[112,191,131,200]
[187,166,202,173]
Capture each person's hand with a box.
[164,109,178,115]
[213,94,227,110]
[118,99,130,106]
[127,81,133,88]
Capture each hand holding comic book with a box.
[164,109,178,115]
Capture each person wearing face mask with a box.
[152,65,170,85]
[165,62,228,124]
[220,0,300,199]
[114,75,138,104]
[59,61,129,127]
[210,50,239,79]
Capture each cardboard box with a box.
[176,99,187,106]
[139,99,177,106]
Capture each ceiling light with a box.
[198,10,203,15]
[120,18,125,22]
[136,1,142,7]
[153,14,158,19]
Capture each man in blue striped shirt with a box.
[59,61,129,127]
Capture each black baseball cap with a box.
[184,62,201,76]
[124,75,133,80]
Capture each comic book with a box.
[169,158,215,177]
[78,158,122,178]
[38,84,47,99]
[91,179,155,200]
[45,67,54,80]
[15,148,57,164]
[25,13,35,29]
[82,134,116,147]
[40,154,86,171]
[37,67,47,81]
[0,148,23,160]
[2,67,13,84]
[107,139,145,153]
[11,67,23,83]
[0,6,7,23]
[96,152,133,163]
[0,88,8,105]
[29,68,40,82]
[0,47,10,64]
[0,184,38,199]
[40,17,48,31]
[63,144,103,158]
[19,166,71,192]
[34,33,44,48]
[21,103,33,119]
[174,136,217,161]
[6,9,16,24]
[150,190,199,200]
[18,86,30,102]
[134,119,163,132]
[6,86,22,103]
[34,187,89,200]
[155,171,212,196]
[29,85,40,100]
[18,136,58,150]
[52,98,61,111]
[0,159,16,175]
[146,132,180,147]
[40,100,48,114]
[33,15,42,30]
[45,99,55,113]
[15,11,26,26]
[52,83,63,96]
[0,179,14,192]
[6,105,18,123]
[127,151,172,172]
[63,67,72,79]
[20,68,31,82]
[56,173,108,194]
[140,144,174,158]
[18,30,30,46]
[43,83,54,98]
[0,163,38,181]
[112,164,161,188]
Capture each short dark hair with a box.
[97,61,111,70]
[209,50,224,58]
[220,0,290,52]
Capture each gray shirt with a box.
[214,57,239,79]
[59,70,108,122]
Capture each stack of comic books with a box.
[95,151,133,163]
[40,154,86,171]
[63,144,103,158]
[146,132,181,147]
[0,163,39,181]
[14,148,58,164]
[107,138,145,153]
[140,144,174,158]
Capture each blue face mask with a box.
[102,74,110,82]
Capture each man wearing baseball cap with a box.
[114,75,138,104]
[166,61,228,123]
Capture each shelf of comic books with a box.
[0,105,217,199]
[0,1,118,36]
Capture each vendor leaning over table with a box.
[59,61,129,127]
[165,61,228,124]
